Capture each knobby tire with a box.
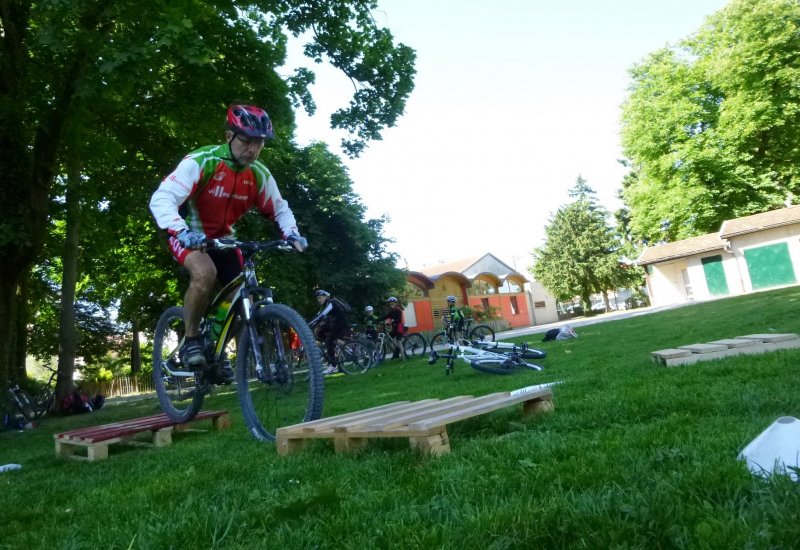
[403,333,427,358]
[469,324,495,342]
[337,341,372,375]
[237,304,324,441]
[152,306,205,423]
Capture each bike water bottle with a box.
[211,301,231,341]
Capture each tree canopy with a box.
[0,0,416,386]
[531,177,642,310]
[619,0,800,243]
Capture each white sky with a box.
[284,0,730,272]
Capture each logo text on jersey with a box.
[209,186,248,200]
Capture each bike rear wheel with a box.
[469,324,495,342]
[336,341,372,375]
[402,333,427,358]
[237,304,324,441]
[152,306,205,423]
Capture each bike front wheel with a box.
[152,306,204,423]
[236,303,324,441]
[336,341,372,375]
[469,358,517,375]
[469,324,495,342]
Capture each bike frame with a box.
[376,323,406,361]
[163,239,289,381]
[431,339,543,374]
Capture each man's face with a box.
[316,295,327,305]
[227,131,265,165]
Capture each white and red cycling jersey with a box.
[149,144,298,262]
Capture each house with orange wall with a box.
[401,253,559,334]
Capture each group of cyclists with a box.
[313,291,407,375]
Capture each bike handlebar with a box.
[205,238,295,254]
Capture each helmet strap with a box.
[226,133,245,166]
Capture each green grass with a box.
[4,287,800,549]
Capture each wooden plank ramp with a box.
[54,410,231,462]
[276,385,555,456]
[651,333,800,367]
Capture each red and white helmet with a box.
[226,104,274,139]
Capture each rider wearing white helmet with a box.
[363,305,378,340]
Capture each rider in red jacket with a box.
[150,104,307,368]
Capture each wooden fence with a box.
[79,376,155,398]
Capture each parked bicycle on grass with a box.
[359,321,428,365]
[5,365,57,422]
[152,238,324,441]
[429,315,495,349]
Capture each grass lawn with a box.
[3,286,800,549]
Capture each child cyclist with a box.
[363,305,378,341]
[446,295,466,337]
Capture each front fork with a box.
[243,289,283,383]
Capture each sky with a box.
[284,0,731,273]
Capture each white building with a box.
[637,206,800,306]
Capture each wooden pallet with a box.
[276,385,555,456]
[651,333,800,367]
[54,410,231,462]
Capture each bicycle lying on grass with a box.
[428,338,546,375]
[5,366,57,422]
[429,316,495,349]
[152,238,324,441]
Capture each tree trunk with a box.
[0,269,23,386]
[55,160,82,411]
[14,275,29,381]
[131,322,141,375]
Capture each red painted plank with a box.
[55,410,228,443]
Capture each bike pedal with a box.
[428,351,439,365]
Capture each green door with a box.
[701,255,729,296]
[744,242,797,290]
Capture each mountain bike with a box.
[428,337,545,375]
[306,312,373,375]
[5,366,57,421]
[152,238,324,442]
[366,322,428,364]
[429,316,495,349]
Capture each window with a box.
[469,280,496,295]
[405,282,426,298]
[510,296,519,315]
[498,280,523,293]
[481,297,490,310]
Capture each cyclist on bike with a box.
[313,290,350,374]
[149,104,308,371]
[447,295,466,335]
[382,297,405,359]
[363,305,378,341]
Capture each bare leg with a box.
[183,251,217,337]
